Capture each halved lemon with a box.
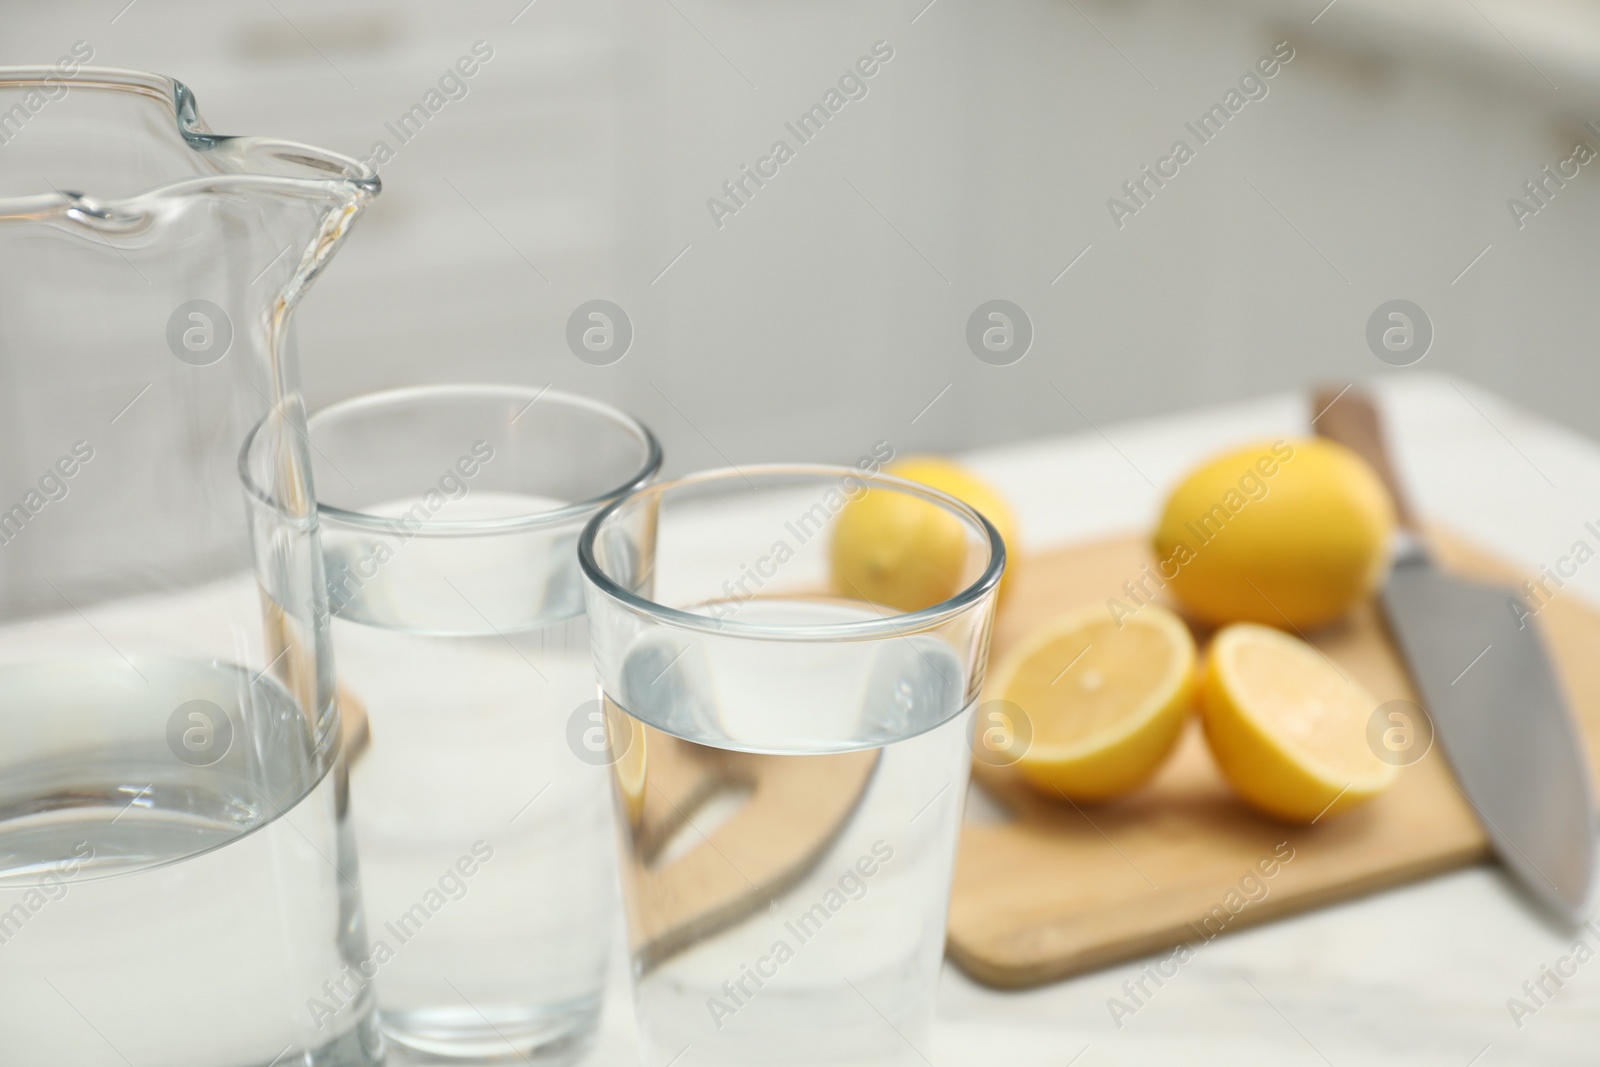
[995,604,1196,801]
[608,701,648,825]
[1200,623,1397,822]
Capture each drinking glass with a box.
[0,66,380,1066]
[578,465,1005,1067]
[303,384,662,1063]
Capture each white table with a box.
[21,374,1572,1064]
[585,373,1600,1066]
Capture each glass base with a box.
[381,1000,599,1065]
[252,1017,384,1067]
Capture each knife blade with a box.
[1313,386,1596,923]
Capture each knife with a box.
[1313,385,1597,924]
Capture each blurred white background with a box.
[4,0,1598,475]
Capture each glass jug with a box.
[0,68,383,1067]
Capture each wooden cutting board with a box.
[947,527,1600,989]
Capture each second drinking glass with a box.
[579,465,1005,1067]
[306,385,661,1064]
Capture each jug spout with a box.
[0,67,379,410]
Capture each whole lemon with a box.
[1151,439,1394,629]
[831,457,1015,613]
[889,457,1018,599]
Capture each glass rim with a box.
[577,463,1007,641]
[296,383,664,536]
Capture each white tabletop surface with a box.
[583,373,1600,1067]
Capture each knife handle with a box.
[1311,386,1418,530]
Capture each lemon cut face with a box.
[995,605,1196,801]
[1201,623,1397,823]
